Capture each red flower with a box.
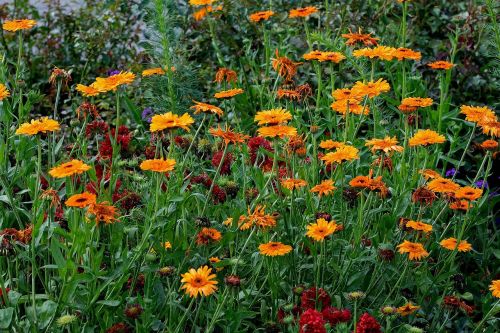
[356,313,381,333]
[248,136,273,170]
[299,309,326,333]
[301,287,331,311]
[212,185,227,204]
[321,307,351,326]
[211,151,234,175]
[86,120,109,138]
[0,287,10,304]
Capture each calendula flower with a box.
[277,88,301,101]
[349,175,372,188]
[150,112,194,132]
[164,241,172,249]
[342,28,379,46]
[65,192,96,208]
[140,159,176,173]
[16,117,61,136]
[281,178,307,191]
[454,186,482,201]
[397,303,420,316]
[353,46,396,61]
[76,84,100,97]
[0,84,10,100]
[440,238,472,252]
[332,87,362,101]
[254,108,292,125]
[289,6,318,18]
[319,51,346,63]
[2,19,36,32]
[272,50,302,82]
[420,169,441,180]
[49,160,91,178]
[427,177,460,193]
[190,100,223,116]
[303,50,324,61]
[449,200,473,211]
[259,241,292,256]
[365,136,403,154]
[409,129,445,146]
[257,125,297,138]
[489,280,500,298]
[142,67,165,77]
[86,202,119,225]
[459,105,497,124]
[480,139,498,150]
[405,220,432,233]
[398,97,433,113]
[249,10,274,23]
[310,180,336,197]
[393,47,421,61]
[397,240,429,260]
[306,218,340,241]
[180,266,218,298]
[351,79,390,98]
[479,120,500,137]
[427,60,454,70]
[92,71,136,92]
[214,88,243,99]
[321,146,359,165]
[214,68,237,83]
[331,99,369,115]
[238,205,276,230]
[196,227,222,245]
[319,140,346,150]
[189,0,213,5]
[209,125,249,145]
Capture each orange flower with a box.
[92,71,136,92]
[238,205,276,230]
[321,146,359,165]
[76,84,100,97]
[150,112,194,132]
[454,186,482,201]
[449,200,473,211]
[303,50,325,61]
[142,67,165,77]
[49,160,91,178]
[277,88,301,101]
[189,0,213,5]
[330,99,369,115]
[440,238,472,252]
[397,303,420,316]
[249,10,274,23]
[16,117,61,136]
[332,88,363,101]
[459,105,497,124]
[480,139,498,150]
[289,6,318,18]
[196,227,222,245]
[409,129,445,147]
[272,50,302,82]
[281,178,307,191]
[180,266,218,298]
[65,192,96,208]
[427,177,460,193]
[349,176,372,188]
[351,79,390,98]
[319,140,346,150]
[420,169,441,180]
[427,60,454,70]
[259,242,292,256]
[365,136,403,154]
[214,88,244,99]
[341,28,379,46]
[397,240,429,260]
[318,52,346,63]
[2,19,36,32]
[209,125,249,145]
[254,108,292,125]
[86,202,119,225]
[140,159,176,173]
[310,180,336,197]
[353,46,396,61]
[489,280,500,298]
[306,218,340,241]
[190,101,223,116]
[0,84,10,100]
[257,125,297,138]
[479,120,500,137]
[405,220,432,233]
[393,47,421,61]
[398,97,433,113]
[214,68,237,83]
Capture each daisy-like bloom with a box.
[190,100,223,116]
[449,200,473,211]
[454,186,483,201]
[420,169,441,180]
[214,68,237,83]
[341,28,379,46]
[480,139,498,150]
[196,227,222,245]
[349,175,372,188]
[272,50,302,82]
[319,140,346,150]
[303,50,324,61]
[489,280,500,298]
[75,83,100,97]
[0,84,10,100]
[353,46,396,61]
[365,136,403,154]
[214,88,243,99]
[427,60,454,70]
[405,220,433,233]
[257,125,297,138]
[393,47,421,61]
[409,129,445,147]
[92,71,136,92]
[319,51,346,63]
[2,19,36,32]
[397,303,420,316]
[86,202,119,225]
[321,146,359,165]
[189,0,213,5]
[397,240,429,260]
[49,160,91,178]
[65,192,96,208]
[332,88,363,101]
[222,217,233,226]
[479,120,500,137]
[238,205,276,230]
[440,238,472,252]
[277,88,301,101]
[249,10,274,23]
[150,112,194,132]
[398,97,433,113]
[330,99,369,115]
[164,241,172,249]
[427,177,460,193]
[254,108,292,125]
[259,241,292,256]
[310,179,336,197]
[289,6,318,18]
[142,67,165,77]
[306,218,340,241]
[281,178,307,191]
[209,125,249,145]
[459,105,497,124]
[180,266,218,298]
[15,117,61,136]
[140,158,176,173]
[351,79,390,98]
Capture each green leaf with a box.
[0,308,14,329]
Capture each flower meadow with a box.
[0,0,499,332]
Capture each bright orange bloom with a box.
[341,28,379,46]
[427,60,454,70]
[351,79,390,98]
[489,280,500,298]
[86,202,119,225]
[397,240,429,260]
[405,220,433,233]
[257,125,297,138]
[140,159,176,173]
[214,68,237,83]
[459,105,497,124]
[397,303,420,316]
[281,178,307,191]
[214,88,244,99]
[0,84,10,100]
[398,97,433,113]
[318,52,346,63]
[92,71,136,92]
[190,101,223,116]
[353,46,396,61]
[249,10,274,23]
[393,47,421,61]
[365,136,403,154]
[16,117,61,136]
[65,192,96,208]
[196,228,222,245]
[427,177,460,193]
[259,242,292,256]
[440,238,472,252]
[321,146,359,165]
[49,160,91,178]
[449,200,473,211]
[331,99,369,115]
[180,266,218,298]
[349,175,372,188]
[480,139,498,150]
[306,218,341,241]
[319,140,346,150]
[254,108,292,125]
[332,88,363,101]
[142,67,165,77]
[479,120,500,137]
[76,84,100,97]
[303,50,324,61]
[272,50,302,82]
[150,112,194,132]
[420,169,441,180]
[454,186,483,201]
[238,205,276,230]
[409,129,445,147]
[277,88,301,101]
[189,0,213,5]
[209,125,249,145]
[310,180,336,197]
[2,19,36,32]
[289,6,318,18]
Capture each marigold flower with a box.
[479,120,500,137]
[353,46,396,61]
[398,97,433,113]
[306,218,340,241]
[277,88,301,101]
[86,202,119,225]
[2,19,36,32]
[420,169,441,180]
[331,99,369,115]
[150,112,194,132]
[321,146,359,165]
[454,186,482,201]
[409,129,445,147]
[142,67,165,77]
[289,6,318,18]
[49,160,91,178]
[427,177,460,193]
[303,50,324,61]
[214,88,243,99]
[319,140,346,150]
[342,28,379,46]
[75,83,100,97]
[254,108,292,125]
[189,0,213,5]
[319,51,346,63]
[393,47,421,61]
[272,50,302,82]
[209,125,249,145]
[459,105,497,124]
[259,241,292,256]
[0,84,10,100]
[365,136,403,154]
[238,205,276,230]
[440,238,472,252]
[427,60,454,70]
[405,220,432,233]
[397,303,420,316]
[351,79,390,98]
[310,179,336,197]
[412,186,437,205]
[196,227,222,245]
[480,139,498,150]
[249,10,274,23]
[257,125,297,138]
[489,280,500,298]
[449,200,473,211]
[140,158,176,173]
[281,178,307,191]
[92,71,136,92]
[332,88,363,101]
[214,68,237,83]
[397,240,429,260]
[349,176,372,188]
[65,192,96,208]
[16,117,61,136]
[191,100,223,116]
[180,266,218,298]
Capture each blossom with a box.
[490,280,500,298]
[298,309,326,333]
[249,11,274,23]
[428,60,454,70]
[397,303,420,316]
[180,266,218,298]
[321,146,359,165]
[454,186,482,201]
[150,112,194,132]
[257,125,297,138]
[2,19,36,32]
[86,202,119,225]
[342,28,379,46]
[16,117,61,136]
[409,129,445,146]
[209,125,249,145]
[254,108,292,125]
[214,88,243,99]
[289,7,318,18]
[306,218,340,241]
[92,71,136,92]
[140,159,176,173]
[427,177,460,193]
[393,47,421,61]
[190,101,223,116]
[351,79,390,98]
[440,238,472,252]
[142,67,165,77]
[353,46,396,61]
[272,50,302,81]
[259,242,292,256]
[310,180,336,197]
[397,240,429,260]
[0,84,10,100]
[49,160,91,178]
[65,192,96,208]
[365,136,403,154]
